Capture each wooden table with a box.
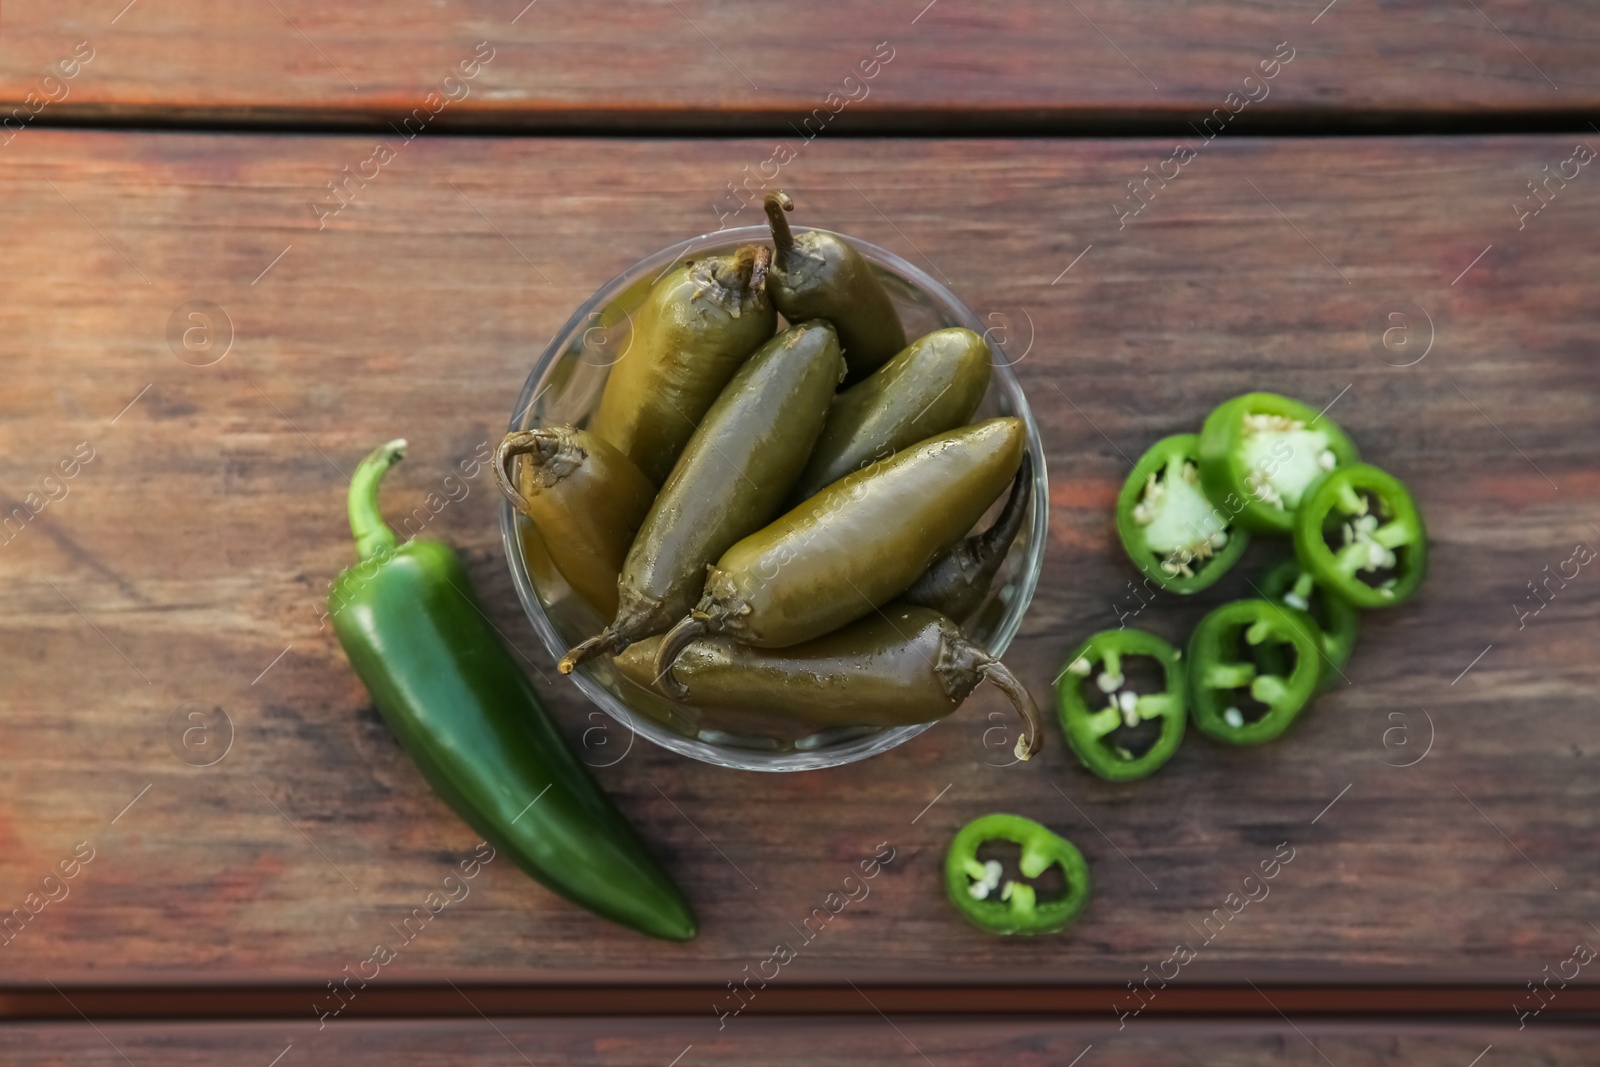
[2,2,1597,1060]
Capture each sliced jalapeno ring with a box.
[945,814,1091,936]
[1292,462,1427,609]
[1198,392,1361,535]
[1187,599,1322,745]
[1257,559,1359,691]
[1118,433,1249,593]
[1056,629,1186,781]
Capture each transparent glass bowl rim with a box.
[499,223,1049,772]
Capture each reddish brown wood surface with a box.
[0,1,1595,128]
[1,1018,1593,1066]
[0,133,1596,1007]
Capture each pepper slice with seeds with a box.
[1258,558,1360,691]
[1118,434,1249,593]
[1292,462,1428,609]
[1198,393,1361,535]
[1187,599,1322,745]
[1056,628,1187,781]
[945,814,1091,936]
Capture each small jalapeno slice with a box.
[1198,392,1360,535]
[945,814,1091,936]
[1117,434,1249,593]
[1257,559,1359,692]
[1187,599,1322,745]
[1292,463,1427,609]
[1056,629,1186,781]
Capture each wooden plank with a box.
[0,1,1596,129]
[0,131,1596,996]
[0,1018,1589,1066]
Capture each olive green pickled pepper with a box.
[494,426,656,619]
[903,455,1032,622]
[790,327,992,502]
[655,417,1026,686]
[591,244,776,484]
[764,191,906,381]
[560,321,846,674]
[617,605,1043,760]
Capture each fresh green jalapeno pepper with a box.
[561,321,845,673]
[789,327,991,502]
[1292,462,1427,609]
[902,456,1031,622]
[945,814,1090,935]
[1056,628,1186,781]
[1187,598,1322,745]
[1118,433,1249,593]
[764,190,906,381]
[495,426,656,619]
[615,605,1043,760]
[1198,392,1360,535]
[654,418,1026,686]
[331,441,696,941]
[591,244,776,485]
[1258,558,1359,691]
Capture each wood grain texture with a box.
[0,1,1596,128]
[0,1019,1590,1066]
[0,131,1597,1000]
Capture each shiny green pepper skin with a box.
[764,190,906,381]
[591,245,776,485]
[560,321,845,674]
[655,418,1026,681]
[902,455,1031,622]
[790,327,992,502]
[332,441,696,941]
[946,814,1091,935]
[616,604,1042,759]
[495,426,656,620]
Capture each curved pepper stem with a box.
[349,439,406,562]
[651,614,708,698]
[977,660,1044,762]
[764,190,796,258]
[495,430,547,515]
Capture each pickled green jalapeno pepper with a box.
[1118,433,1249,594]
[560,321,845,674]
[1258,558,1359,691]
[331,441,696,941]
[1057,628,1186,781]
[495,426,656,619]
[764,190,906,381]
[1291,463,1427,608]
[789,327,991,502]
[654,418,1026,687]
[1198,392,1361,535]
[946,814,1091,936]
[1187,599,1322,745]
[615,605,1043,760]
[903,456,1031,622]
[591,244,776,485]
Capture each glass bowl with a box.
[500,224,1048,771]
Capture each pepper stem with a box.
[763,190,796,258]
[978,660,1045,761]
[652,614,708,699]
[495,430,548,514]
[348,439,406,562]
[558,629,619,675]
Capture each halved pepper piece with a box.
[1118,433,1248,593]
[1187,599,1322,745]
[1056,628,1186,781]
[1258,558,1359,691]
[945,814,1091,936]
[1198,392,1360,535]
[1292,462,1427,609]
